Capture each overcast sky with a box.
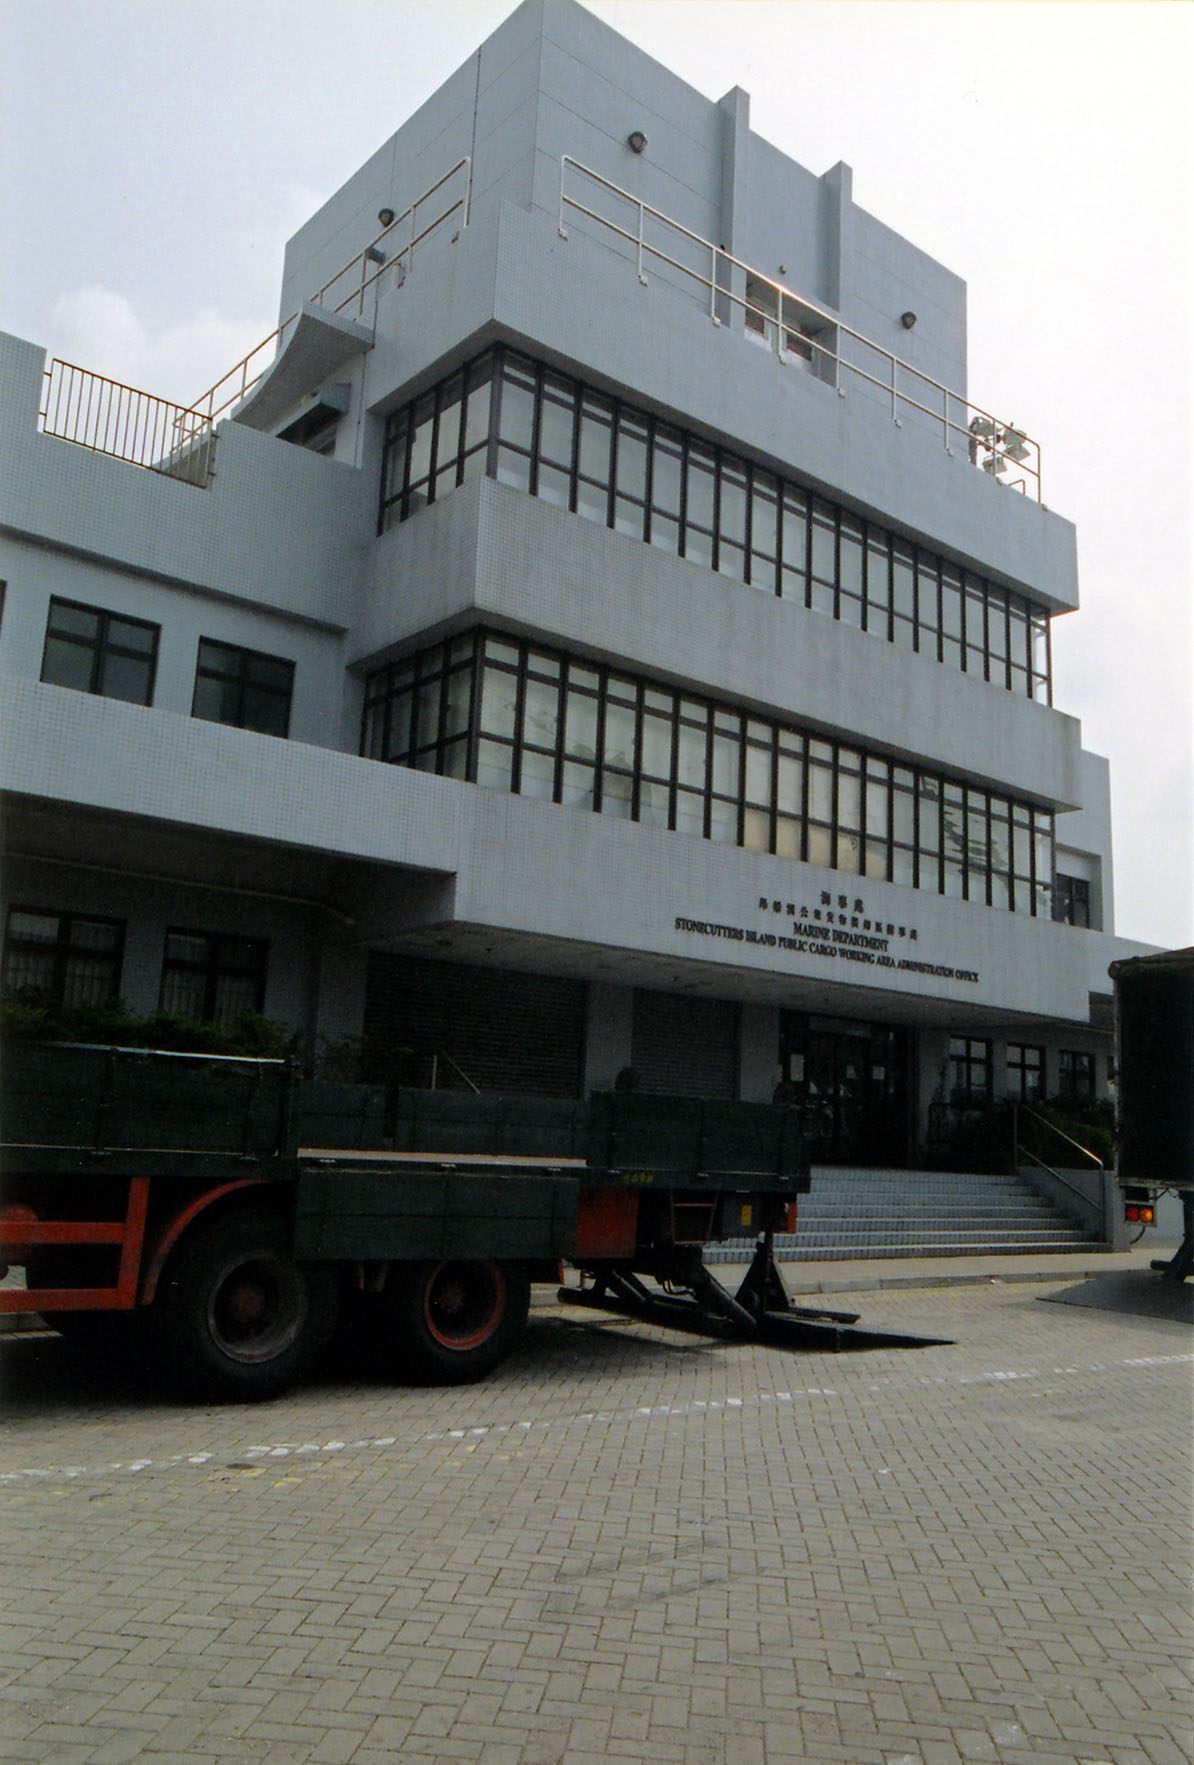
[2,0,1190,949]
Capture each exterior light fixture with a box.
[378,207,395,227]
[627,130,648,154]
[900,310,917,330]
[365,245,386,264]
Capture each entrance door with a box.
[780,1014,910,1165]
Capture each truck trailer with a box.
[1109,947,1194,1280]
[0,1039,818,1399]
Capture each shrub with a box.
[1,990,294,1059]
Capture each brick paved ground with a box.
[1,1275,1190,1765]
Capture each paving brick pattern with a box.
[1,1278,1190,1764]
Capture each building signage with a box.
[673,891,980,984]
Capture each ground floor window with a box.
[949,1036,991,1104]
[159,930,267,1026]
[2,906,124,1006]
[1058,1049,1096,1100]
[1006,1042,1045,1101]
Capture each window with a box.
[192,639,295,737]
[1006,1043,1045,1102]
[41,598,158,706]
[159,930,267,1026]
[1053,873,1092,928]
[3,907,124,1006]
[376,348,1053,703]
[1058,1050,1096,1100]
[361,627,1054,917]
[949,1037,991,1104]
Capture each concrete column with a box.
[583,981,634,1094]
[738,1002,780,1102]
[716,87,750,328]
[819,159,852,313]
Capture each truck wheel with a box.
[386,1259,530,1384]
[154,1207,339,1402]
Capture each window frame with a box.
[2,905,125,1006]
[191,638,295,738]
[40,596,159,707]
[949,1036,992,1104]
[361,626,1055,917]
[1006,1041,1045,1103]
[374,347,1053,705]
[159,929,268,1027]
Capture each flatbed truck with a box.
[0,1040,816,1399]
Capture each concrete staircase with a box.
[711,1167,1103,1263]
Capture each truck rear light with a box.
[1125,1203,1155,1224]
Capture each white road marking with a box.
[2,1350,1188,1487]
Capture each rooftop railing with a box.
[557,157,1041,501]
[36,158,473,482]
[38,359,216,488]
[189,156,473,431]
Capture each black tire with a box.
[383,1259,530,1384]
[152,1206,340,1401]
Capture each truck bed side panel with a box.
[292,1165,581,1261]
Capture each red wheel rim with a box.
[422,1261,505,1350]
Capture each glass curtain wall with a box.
[379,348,1052,704]
[362,629,1055,915]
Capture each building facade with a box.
[0,0,1150,1166]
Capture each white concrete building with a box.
[0,0,1149,1170]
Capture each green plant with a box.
[1,990,294,1059]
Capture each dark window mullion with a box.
[527,364,545,500]
[701,704,714,839]
[642,415,656,547]
[592,677,609,814]
[860,519,870,634]
[769,726,781,854]
[831,508,841,622]
[710,450,723,575]
[485,349,503,482]
[465,637,484,782]
[665,702,680,831]
[802,499,813,610]
[568,378,582,515]
[88,614,107,693]
[605,398,620,530]
[798,732,811,863]
[741,460,754,587]
[911,546,921,654]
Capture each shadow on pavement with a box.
[1038,1269,1193,1324]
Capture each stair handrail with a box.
[429,1048,482,1093]
[1012,1101,1104,1207]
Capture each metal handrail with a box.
[429,1049,482,1094]
[36,159,473,480]
[190,157,473,430]
[1012,1102,1105,1208]
[38,359,215,487]
[557,156,1041,501]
